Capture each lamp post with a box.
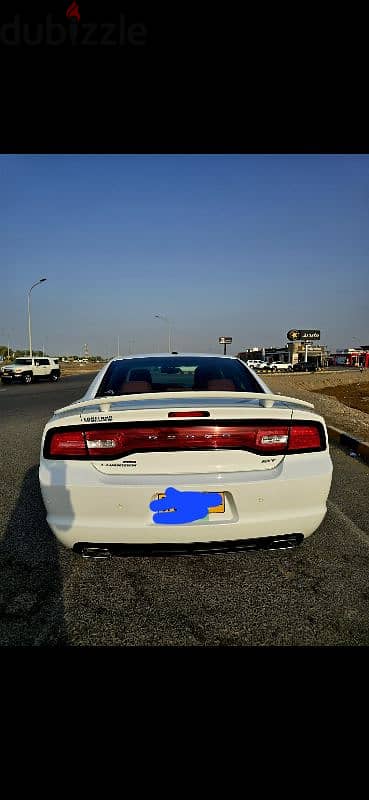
[28,278,46,358]
[154,314,172,352]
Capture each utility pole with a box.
[28,278,47,357]
[117,336,120,358]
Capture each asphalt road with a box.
[1,374,369,646]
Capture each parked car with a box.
[260,362,293,373]
[1,357,61,384]
[39,353,333,558]
[254,361,270,370]
[293,362,317,372]
[246,359,266,369]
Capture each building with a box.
[238,342,329,367]
[287,341,329,367]
[330,347,369,368]
[237,346,289,363]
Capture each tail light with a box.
[45,422,325,459]
[49,431,86,456]
[288,425,322,450]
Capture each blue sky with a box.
[1,154,368,357]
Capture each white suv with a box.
[258,362,292,373]
[1,357,61,384]
[246,360,267,369]
[267,362,293,372]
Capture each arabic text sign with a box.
[287,329,320,341]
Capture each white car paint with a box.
[267,362,293,371]
[39,354,333,552]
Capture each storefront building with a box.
[238,343,329,366]
[330,348,369,368]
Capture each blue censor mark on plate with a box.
[150,487,223,525]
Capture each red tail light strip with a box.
[168,411,209,418]
[46,423,324,459]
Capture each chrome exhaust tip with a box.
[80,546,112,560]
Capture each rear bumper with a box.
[39,451,333,549]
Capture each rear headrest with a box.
[193,366,219,388]
[128,369,152,383]
[120,380,152,394]
[206,379,236,391]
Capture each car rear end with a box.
[39,387,333,555]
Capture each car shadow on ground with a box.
[0,464,68,646]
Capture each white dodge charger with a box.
[39,354,333,558]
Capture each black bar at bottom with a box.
[74,533,304,557]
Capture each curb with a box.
[326,425,369,464]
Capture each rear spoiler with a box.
[54,391,314,415]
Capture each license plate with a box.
[157,491,225,514]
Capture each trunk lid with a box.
[51,391,315,476]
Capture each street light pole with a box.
[27,278,47,358]
[154,314,172,352]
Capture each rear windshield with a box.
[96,356,264,397]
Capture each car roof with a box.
[108,353,240,362]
